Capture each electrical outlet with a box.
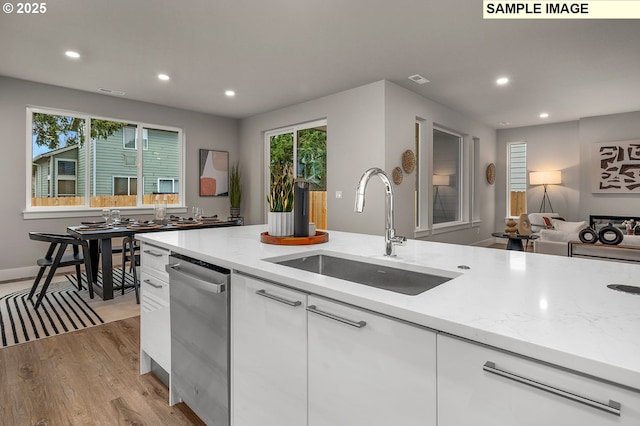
[335,190,343,199]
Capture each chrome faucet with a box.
[355,167,407,256]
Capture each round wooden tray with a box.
[260,231,329,245]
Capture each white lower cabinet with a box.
[231,274,308,426]
[307,295,437,426]
[139,242,171,375]
[437,334,640,426]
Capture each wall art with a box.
[199,149,229,197]
[593,140,640,193]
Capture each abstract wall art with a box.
[199,149,229,197]
[593,140,640,193]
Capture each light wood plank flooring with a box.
[0,316,204,425]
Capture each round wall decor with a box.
[392,167,403,185]
[486,163,496,184]
[401,150,416,174]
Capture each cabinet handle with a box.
[255,289,302,307]
[482,361,621,416]
[143,249,164,257]
[307,305,366,328]
[143,279,163,289]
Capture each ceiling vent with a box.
[408,74,430,85]
[97,88,126,96]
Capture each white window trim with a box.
[123,126,149,151]
[157,177,179,193]
[506,141,527,219]
[113,176,137,196]
[24,106,185,218]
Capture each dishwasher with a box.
[166,253,230,426]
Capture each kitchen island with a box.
[137,225,640,425]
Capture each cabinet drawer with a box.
[140,271,169,305]
[140,242,170,280]
[140,271,170,372]
[437,334,640,425]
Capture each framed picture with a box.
[593,140,640,193]
[199,149,229,197]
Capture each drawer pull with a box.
[255,289,302,307]
[143,279,163,289]
[307,305,366,328]
[482,361,621,416]
[143,249,164,257]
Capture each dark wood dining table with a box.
[68,219,241,300]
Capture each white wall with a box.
[384,82,497,244]
[239,81,387,234]
[496,110,640,229]
[0,76,238,280]
[240,80,497,245]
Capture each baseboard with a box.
[0,266,39,283]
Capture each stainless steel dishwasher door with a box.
[167,254,230,426]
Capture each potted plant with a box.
[267,162,294,236]
[229,162,242,218]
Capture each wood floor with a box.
[0,316,204,425]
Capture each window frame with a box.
[506,141,527,219]
[157,177,179,194]
[25,106,185,219]
[55,158,77,197]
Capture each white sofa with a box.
[533,218,640,261]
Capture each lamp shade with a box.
[433,174,450,186]
[529,170,562,185]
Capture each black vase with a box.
[294,179,310,237]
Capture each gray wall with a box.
[0,76,238,280]
[240,80,497,245]
[496,110,640,230]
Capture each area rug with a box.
[0,268,137,348]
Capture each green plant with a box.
[229,162,242,208]
[267,162,294,212]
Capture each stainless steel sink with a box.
[273,253,455,296]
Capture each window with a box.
[266,119,327,228]
[415,120,478,236]
[432,128,462,225]
[27,107,183,213]
[124,126,148,150]
[507,142,527,217]
[158,178,179,193]
[55,159,77,196]
[113,176,137,196]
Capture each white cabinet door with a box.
[307,295,437,426]
[231,274,307,426]
[139,242,171,375]
[438,334,640,426]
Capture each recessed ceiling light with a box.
[65,50,80,59]
[499,121,511,126]
[158,74,170,81]
[539,112,549,118]
[496,77,509,85]
[225,90,236,97]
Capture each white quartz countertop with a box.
[137,225,640,390]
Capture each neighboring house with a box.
[32,125,179,200]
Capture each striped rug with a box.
[0,269,136,348]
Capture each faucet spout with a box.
[354,167,406,256]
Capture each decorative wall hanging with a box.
[593,140,640,193]
[401,150,416,174]
[199,149,229,197]
[392,167,403,185]
[486,163,496,184]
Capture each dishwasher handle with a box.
[166,263,226,294]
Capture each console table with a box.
[568,240,640,264]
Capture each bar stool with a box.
[28,232,94,308]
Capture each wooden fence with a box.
[310,191,327,230]
[31,194,180,208]
[510,191,526,216]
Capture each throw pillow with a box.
[552,219,587,233]
[539,229,578,242]
[542,216,554,228]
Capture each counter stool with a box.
[28,232,94,308]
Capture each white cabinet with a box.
[231,274,307,426]
[307,295,437,426]
[139,242,171,376]
[437,334,640,426]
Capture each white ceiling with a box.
[1,0,639,128]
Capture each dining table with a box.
[67,218,241,300]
